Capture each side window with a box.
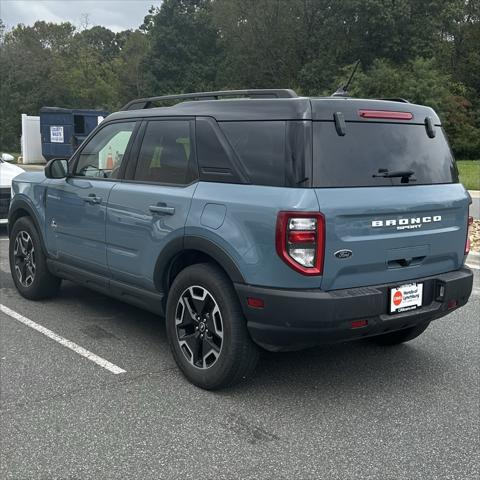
[219,121,286,186]
[75,122,136,178]
[134,120,196,185]
[196,117,243,184]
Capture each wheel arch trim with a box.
[154,235,245,292]
[8,198,48,256]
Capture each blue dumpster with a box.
[40,107,109,161]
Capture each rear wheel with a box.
[9,216,61,300]
[370,322,430,346]
[166,263,259,390]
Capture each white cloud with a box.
[1,0,161,32]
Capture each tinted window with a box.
[313,122,458,187]
[134,121,195,184]
[220,121,286,186]
[196,118,242,183]
[75,122,135,178]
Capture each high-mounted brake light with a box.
[465,212,474,255]
[276,212,325,275]
[358,109,413,120]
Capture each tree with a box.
[140,0,222,96]
[0,0,478,156]
[0,21,76,149]
[113,30,149,104]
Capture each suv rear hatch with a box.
[311,99,470,291]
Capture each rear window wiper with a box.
[373,169,416,183]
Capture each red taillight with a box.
[288,231,316,243]
[358,109,413,120]
[276,211,325,275]
[465,213,474,255]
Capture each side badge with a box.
[334,249,352,259]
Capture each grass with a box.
[457,160,480,191]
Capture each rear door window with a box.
[313,122,458,187]
[134,120,196,185]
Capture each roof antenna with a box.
[332,60,360,97]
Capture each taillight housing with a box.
[465,212,474,255]
[276,212,325,275]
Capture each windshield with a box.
[313,122,458,187]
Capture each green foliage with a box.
[329,58,480,158]
[457,160,480,191]
[140,0,222,95]
[0,0,479,157]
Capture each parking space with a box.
[1,225,479,479]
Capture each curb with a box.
[467,251,480,269]
[469,190,480,198]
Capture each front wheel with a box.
[370,321,430,346]
[9,216,61,300]
[165,263,259,390]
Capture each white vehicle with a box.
[0,153,23,225]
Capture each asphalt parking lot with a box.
[0,225,479,480]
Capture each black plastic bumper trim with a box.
[235,267,473,351]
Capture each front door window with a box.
[75,122,136,179]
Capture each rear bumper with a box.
[235,267,473,351]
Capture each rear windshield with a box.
[313,122,458,187]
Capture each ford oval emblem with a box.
[334,249,353,259]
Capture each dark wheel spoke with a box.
[175,285,223,370]
[180,332,202,366]
[191,297,206,317]
[26,264,35,282]
[182,295,199,323]
[203,335,220,354]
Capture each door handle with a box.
[82,194,102,204]
[149,205,175,215]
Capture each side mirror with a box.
[1,153,14,162]
[45,158,69,179]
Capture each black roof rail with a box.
[121,89,298,111]
[378,97,410,103]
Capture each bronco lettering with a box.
[372,215,442,230]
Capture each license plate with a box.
[389,283,423,314]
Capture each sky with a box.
[1,0,161,32]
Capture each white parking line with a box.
[0,304,126,375]
[466,263,480,271]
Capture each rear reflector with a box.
[447,299,458,310]
[465,214,474,255]
[358,109,413,120]
[351,319,368,329]
[247,297,264,308]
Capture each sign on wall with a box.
[50,125,64,143]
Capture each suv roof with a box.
[109,89,440,124]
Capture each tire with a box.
[165,263,259,390]
[9,216,61,300]
[370,321,430,346]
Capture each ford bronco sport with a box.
[8,89,474,389]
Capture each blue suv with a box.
[8,89,474,389]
